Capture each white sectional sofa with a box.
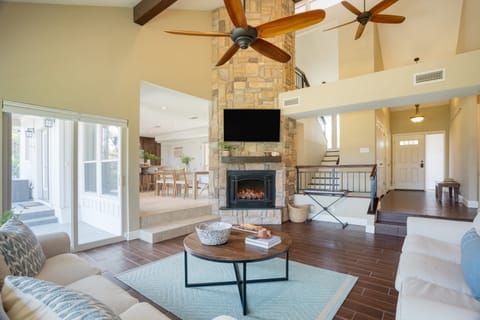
[395,216,480,320]
[0,228,170,320]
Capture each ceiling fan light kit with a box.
[165,0,325,66]
[409,104,424,123]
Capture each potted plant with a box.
[181,155,195,170]
[143,152,160,166]
[1,210,13,225]
[218,142,238,157]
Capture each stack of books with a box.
[245,235,281,249]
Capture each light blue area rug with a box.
[116,253,357,320]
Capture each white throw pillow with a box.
[2,276,121,320]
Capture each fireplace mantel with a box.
[221,156,282,163]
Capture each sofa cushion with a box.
[402,234,461,264]
[120,302,171,320]
[397,278,480,320]
[395,252,471,295]
[0,218,46,278]
[461,228,480,300]
[67,275,138,315]
[35,253,101,286]
[2,275,121,320]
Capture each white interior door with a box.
[393,134,425,190]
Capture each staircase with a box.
[139,204,219,243]
[16,204,58,227]
[320,149,340,166]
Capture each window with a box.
[399,140,419,146]
[81,123,120,196]
[318,114,340,149]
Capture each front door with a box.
[393,134,425,190]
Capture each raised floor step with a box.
[374,221,406,237]
[20,215,59,227]
[140,204,212,228]
[139,214,220,244]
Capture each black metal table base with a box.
[184,250,289,315]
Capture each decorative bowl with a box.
[195,222,232,245]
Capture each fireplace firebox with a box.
[227,170,275,209]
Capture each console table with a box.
[435,179,460,202]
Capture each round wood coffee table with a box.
[183,229,292,315]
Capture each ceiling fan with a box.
[324,0,405,40]
[165,0,325,66]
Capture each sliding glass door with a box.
[3,101,126,251]
[77,122,122,247]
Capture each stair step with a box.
[21,216,59,227]
[375,221,406,237]
[311,177,340,180]
[16,209,55,220]
[308,183,340,187]
[139,214,220,244]
[140,204,212,228]
[377,211,411,223]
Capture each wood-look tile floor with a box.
[79,221,403,320]
[380,190,477,221]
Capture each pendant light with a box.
[409,104,424,123]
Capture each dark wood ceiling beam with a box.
[134,0,178,25]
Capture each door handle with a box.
[420,160,424,168]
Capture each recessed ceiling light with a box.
[161,106,168,110]
[189,116,199,120]
[154,125,161,128]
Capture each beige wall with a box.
[338,23,375,79]
[449,96,479,205]
[340,110,376,165]
[0,3,212,231]
[296,118,327,165]
[390,105,450,134]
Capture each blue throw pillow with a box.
[461,228,480,300]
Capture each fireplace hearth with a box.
[227,170,276,209]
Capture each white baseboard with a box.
[365,225,375,234]
[125,230,140,240]
[460,195,479,208]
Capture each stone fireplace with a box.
[209,0,297,225]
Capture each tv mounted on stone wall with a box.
[223,109,280,142]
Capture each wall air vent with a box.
[282,97,300,108]
[414,68,445,85]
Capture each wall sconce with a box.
[25,128,35,138]
[409,104,424,123]
[44,118,55,128]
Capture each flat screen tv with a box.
[223,109,280,142]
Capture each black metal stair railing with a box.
[295,164,378,212]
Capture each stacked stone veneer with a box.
[209,0,297,224]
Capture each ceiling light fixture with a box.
[409,104,424,123]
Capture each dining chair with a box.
[174,168,191,198]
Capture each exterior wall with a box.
[449,96,479,207]
[0,3,212,231]
[210,0,296,223]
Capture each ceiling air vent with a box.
[282,97,300,108]
[414,68,445,85]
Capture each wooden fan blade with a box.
[256,9,325,38]
[355,23,366,40]
[371,14,405,24]
[250,38,291,63]
[370,0,398,15]
[341,1,361,15]
[216,44,240,66]
[224,0,248,29]
[165,30,230,37]
[323,19,356,32]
